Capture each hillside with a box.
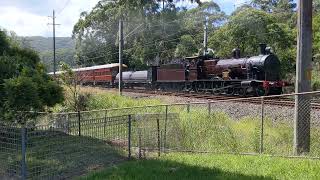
[21,36,75,52]
[20,36,76,72]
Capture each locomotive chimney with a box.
[259,43,267,55]
[232,49,237,59]
[232,48,241,59]
[236,48,241,59]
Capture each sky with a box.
[0,0,247,37]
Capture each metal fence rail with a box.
[1,91,320,179]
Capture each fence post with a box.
[138,128,142,159]
[104,110,107,137]
[128,115,132,159]
[260,96,265,154]
[163,105,168,153]
[78,111,81,136]
[66,113,70,134]
[208,102,211,116]
[187,101,190,113]
[157,118,161,157]
[21,126,27,180]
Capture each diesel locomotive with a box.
[116,44,286,96]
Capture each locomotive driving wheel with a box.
[195,82,205,93]
[239,88,247,97]
[255,86,267,96]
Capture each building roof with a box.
[48,63,127,75]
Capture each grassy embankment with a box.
[52,87,320,156]
[54,87,320,156]
[2,88,319,178]
[80,153,320,180]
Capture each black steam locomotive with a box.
[116,44,286,96]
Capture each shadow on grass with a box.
[1,128,127,179]
[81,158,274,180]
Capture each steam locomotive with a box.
[50,44,286,96]
[115,44,286,96]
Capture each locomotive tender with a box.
[116,44,285,96]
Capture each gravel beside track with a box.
[98,87,320,124]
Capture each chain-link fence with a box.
[1,91,320,179]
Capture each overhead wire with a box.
[81,31,201,62]
[79,28,287,66]
[74,10,285,67]
[56,0,71,15]
[78,19,203,58]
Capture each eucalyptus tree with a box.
[208,8,295,76]
[73,0,163,68]
[72,0,209,69]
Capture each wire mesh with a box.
[0,123,22,180]
[0,113,132,179]
[263,95,294,156]
[2,91,320,179]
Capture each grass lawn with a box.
[0,129,126,179]
[80,153,320,180]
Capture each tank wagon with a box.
[116,44,286,96]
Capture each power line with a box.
[80,21,203,57]
[80,32,201,63]
[57,0,71,15]
[124,23,144,39]
[79,28,286,65]
[74,15,206,57]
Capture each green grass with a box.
[54,88,320,157]
[47,88,320,179]
[80,153,320,180]
[0,130,126,179]
[87,92,162,110]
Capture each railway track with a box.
[120,88,320,109]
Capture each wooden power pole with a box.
[119,18,124,96]
[53,10,56,77]
[48,10,60,77]
[294,0,312,155]
[203,17,208,56]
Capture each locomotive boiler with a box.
[200,44,280,81]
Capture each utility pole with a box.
[161,0,165,64]
[48,10,60,78]
[294,0,312,155]
[118,18,124,96]
[163,0,165,11]
[203,17,208,56]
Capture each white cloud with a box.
[0,6,49,36]
[0,0,248,37]
[0,0,100,37]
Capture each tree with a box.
[208,8,295,77]
[251,0,296,27]
[314,0,320,13]
[251,0,296,13]
[40,48,76,72]
[72,0,225,68]
[0,29,64,123]
[175,35,198,57]
[58,62,90,112]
